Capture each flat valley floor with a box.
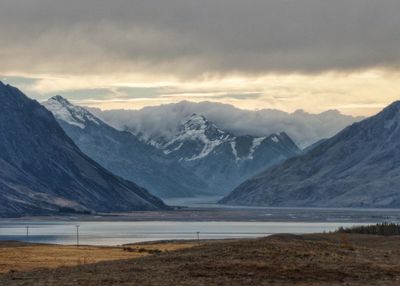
[1,233,400,285]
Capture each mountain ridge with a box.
[220,100,400,208]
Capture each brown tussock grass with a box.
[0,241,196,274]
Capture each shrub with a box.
[335,223,400,236]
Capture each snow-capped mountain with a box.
[161,114,234,161]
[0,82,168,217]
[154,114,303,194]
[220,101,400,208]
[45,95,101,128]
[44,96,208,198]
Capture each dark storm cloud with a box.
[1,0,399,76]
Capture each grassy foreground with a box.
[0,241,196,274]
[1,233,400,285]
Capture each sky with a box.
[1,0,400,116]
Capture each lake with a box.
[2,197,400,246]
[0,220,371,246]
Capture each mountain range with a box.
[3,80,395,216]
[44,96,208,198]
[0,82,168,217]
[44,98,303,196]
[220,101,400,208]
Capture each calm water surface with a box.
[2,198,398,246]
[0,220,369,246]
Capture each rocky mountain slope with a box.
[220,101,400,208]
[0,82,168,217]
[155,114,303,194]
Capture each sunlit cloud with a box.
[1,69,395,116]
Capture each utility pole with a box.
[76,225,80,248]
[196,231,200,244]
[26,226,29,242]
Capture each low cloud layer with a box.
[90,101,363,148]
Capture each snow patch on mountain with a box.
[271,136,279,143]
[163,142,183,155]
[186,139,224,161]
[230,141,240,162]
[247,137,266,160]
[44,96,100,129]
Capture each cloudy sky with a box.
[1,0,399,116]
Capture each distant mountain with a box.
[154,114,302,194]
[0,82,168,217]
[43,96,208,198]
[220,101,400,208]
[89,100,362,148]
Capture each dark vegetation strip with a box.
[336,222,400,236]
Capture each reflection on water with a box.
[0,220,369,246]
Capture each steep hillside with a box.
[0,82,168,217]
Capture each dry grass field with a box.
[1,234,400,285]
[0,241,196,274]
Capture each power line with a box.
[76,225,80,248]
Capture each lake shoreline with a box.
[2,205,400,223]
